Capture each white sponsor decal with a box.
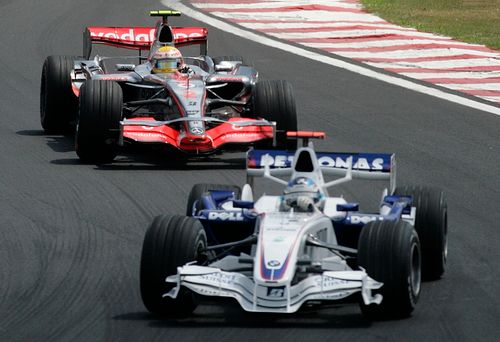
[200,273,236,285]
[260,155,384,170]
[90,29,203,43]
[350,215,384,224]
[316,276,350,288]
[208,212,244,221]
[174,32,203,39]
[318,156,384,170]
[127,132,162,138]
[222,132,264,140]
[261,154,294,167]
[90,29,155,42]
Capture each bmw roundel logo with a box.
[267,260,281,267]
[190,127,204,135]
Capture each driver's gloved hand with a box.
[179,65,191,74]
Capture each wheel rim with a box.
[195,239,207,265]
[410,241,421,297]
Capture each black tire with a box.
[186,183,241,216]
[75,80,122,163]
[394,186,448,280]
[252,80,298,149]
[40,55,79,133]
[358,220,421,319]
[140,215,207,316]
[212,55,246,65]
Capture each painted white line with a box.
[162,0,500,115]
[302,39,483,49]
[367,59,500,69]
[192,1,361,10]
[402,71,500,79]
[208,11,383,22]
[482,96,500,103]
[338,48,500,59]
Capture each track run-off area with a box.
[0,0,499,341]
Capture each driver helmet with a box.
[151,46,183,73]
[283,177,324,206]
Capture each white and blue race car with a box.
[140,132,447,319]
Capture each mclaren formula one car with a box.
[140,132,447,318]
[40,10,297,163]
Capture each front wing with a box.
[121,117,275,153]
[165,265,382,313]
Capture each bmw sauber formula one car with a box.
[40,10,297,163]
[140,132,447,318]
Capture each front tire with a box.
[186,183,241,216]
[358,220,421,319]
[40,55,79,133]
[252,80,298,149]
[140,215,207,316]
[75,80,122,163]
[395,186,448,280]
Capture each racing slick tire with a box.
[40,55,79,134]
[358,220,421,319]
[186,183,241,216]
[252,80,298,149]
[395,186,448,280]
[140,215,207,316]
[75,80,122,163]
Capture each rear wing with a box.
[246,148,397,193]
[82,11,207,58]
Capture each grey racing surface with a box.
[1,0,499,341]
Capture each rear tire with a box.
[40,55,79,133]
[358,220,421,319]
[252,80,298,149]
[395,186,448,280]
[75,80,122,163]
[186,183,241,216]
[140,215,207,316]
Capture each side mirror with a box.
[215,61,234,72]
[336,203,359,212]
[116,64,136,71]
[232,200,254,209]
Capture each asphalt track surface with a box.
[0,0,499,341]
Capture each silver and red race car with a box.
[40,10,297,163]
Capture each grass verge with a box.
[360,0,500,50]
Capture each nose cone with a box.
[179,134,214,153]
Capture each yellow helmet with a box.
[151,46,183,73]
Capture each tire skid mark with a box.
[0,170,142,340]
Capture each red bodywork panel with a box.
[87,26,208,50]
[123,117,273,153]
[287,131,326,139]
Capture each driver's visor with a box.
[155,59,178,70]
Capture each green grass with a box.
[360,0,500,50]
